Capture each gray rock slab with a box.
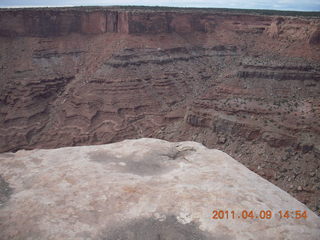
[0,138,319,239]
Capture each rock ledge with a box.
[0,138,319,239]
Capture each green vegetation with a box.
[112,6,320,17]
[1,5,319,18]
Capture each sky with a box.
[0,0,319,11]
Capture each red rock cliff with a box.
[1,8,319,38]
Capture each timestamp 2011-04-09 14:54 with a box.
[211,210,308,220]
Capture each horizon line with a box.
[1,5,320,12]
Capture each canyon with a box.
[0,7,319,213]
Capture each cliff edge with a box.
[0,138,319,239]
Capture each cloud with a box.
[0,0,319,11]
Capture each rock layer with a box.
[0,7,320,213]
[0,138,319,240]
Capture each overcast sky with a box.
[0,0,319,11]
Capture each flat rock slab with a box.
[0,138,319,240]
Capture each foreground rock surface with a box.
[0,138,319,240]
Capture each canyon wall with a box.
[1,8,319,37]
[0,7,319,213]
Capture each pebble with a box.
[297,186,303,191]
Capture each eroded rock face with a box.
[0,138,319,239]
[0,7,320,213]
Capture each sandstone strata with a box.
[0,138,319,239]
[0,7,319,212]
